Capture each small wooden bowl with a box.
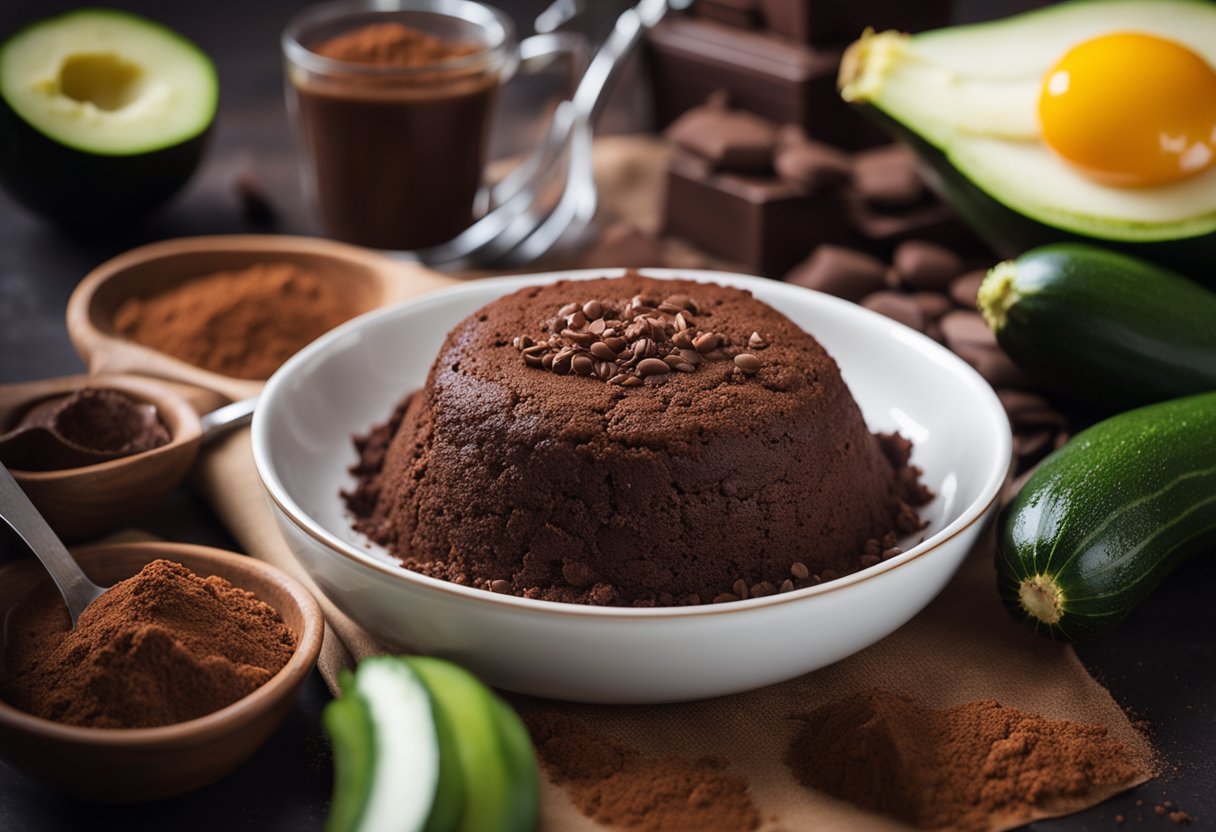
[0,375,204,540]
[67,234,452,402]
[0,542,323,802]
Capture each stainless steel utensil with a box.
[412,0,690,269]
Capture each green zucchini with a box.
[322,655,541,832]
[979,243,1216,411]
[323,658,456,832]
[996,392,1216,642]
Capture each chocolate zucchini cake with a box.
[344,275,929,606]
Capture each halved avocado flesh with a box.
[0,9,217,227]
[841,0,1216,274]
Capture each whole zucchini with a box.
[979,243,1216,411]
[997,392,1216,642]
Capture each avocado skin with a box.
[859,106,1216,282]
[0,94,211,229]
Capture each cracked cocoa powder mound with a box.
[343,274,930,606]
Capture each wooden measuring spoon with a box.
[66,234,456,404]
[0,374,203,540]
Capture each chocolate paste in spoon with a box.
[0,388,171,471]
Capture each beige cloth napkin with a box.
[192,135,1153,831]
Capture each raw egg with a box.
[1039,32,1216,186]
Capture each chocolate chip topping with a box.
[516,291,763,384]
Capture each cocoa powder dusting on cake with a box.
[784,689,1151,832]
[528,710,761,831]
[343,275,930,606]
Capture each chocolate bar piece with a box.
[846,193,981,256]
[693,0,760,30]
[645,15,887,149]
[845,144,984,255]
[663,148,856,276]
[758,0,952,46]
[665,95,779,172]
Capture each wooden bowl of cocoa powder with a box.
[0,541,323,802]
[66,234,451,403]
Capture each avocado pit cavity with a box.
[56,52,144,111]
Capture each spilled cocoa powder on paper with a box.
[784,689,1151,832]
[528,711,761,831]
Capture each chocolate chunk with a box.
[664,149,854,277]
[997,390,1068,431]
[861,291,927,332]
[234,171,277,227]
[950,270,987,309]
[773,126,852,192]
[853,145,925,209]
[955,343,1034,389]
[1013,428,1055,461]
[784,245,888,302]
[646,16,886,149]
[846,193,980,254]
[756,0,951,46]
[665,94,779,172]
[892,240,965,292]
[693,0,760,29]
[910,291,953,321]
[576,223,666,269]
[939,310,996,352]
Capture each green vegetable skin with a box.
[0,9,217,227]
[406,658,539,832]
[978,243,1216,410]
[322,656,539,832]
[996,392,1216,642]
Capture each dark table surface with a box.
[0,1,1211,829]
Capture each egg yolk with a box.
[1039,32,1216,187]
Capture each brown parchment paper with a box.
[192,135,1153,832]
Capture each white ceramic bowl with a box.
[253,269,1011,703]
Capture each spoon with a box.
[412,0,691,269]
[0,462,105,628]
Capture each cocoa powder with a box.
[0,559,296,729]
[785,689,1148,832]
[113,262,359,380]
[528,711,761,831]
[314,22,478,67]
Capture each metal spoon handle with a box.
[0,463,105,627]
[200,396,258,441]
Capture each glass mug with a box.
[283,0,578,251]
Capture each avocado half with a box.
[0,9,217,228]
[839,0,1216,274]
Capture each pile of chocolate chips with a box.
[785,240,1071,474]
[514,292,766,385]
